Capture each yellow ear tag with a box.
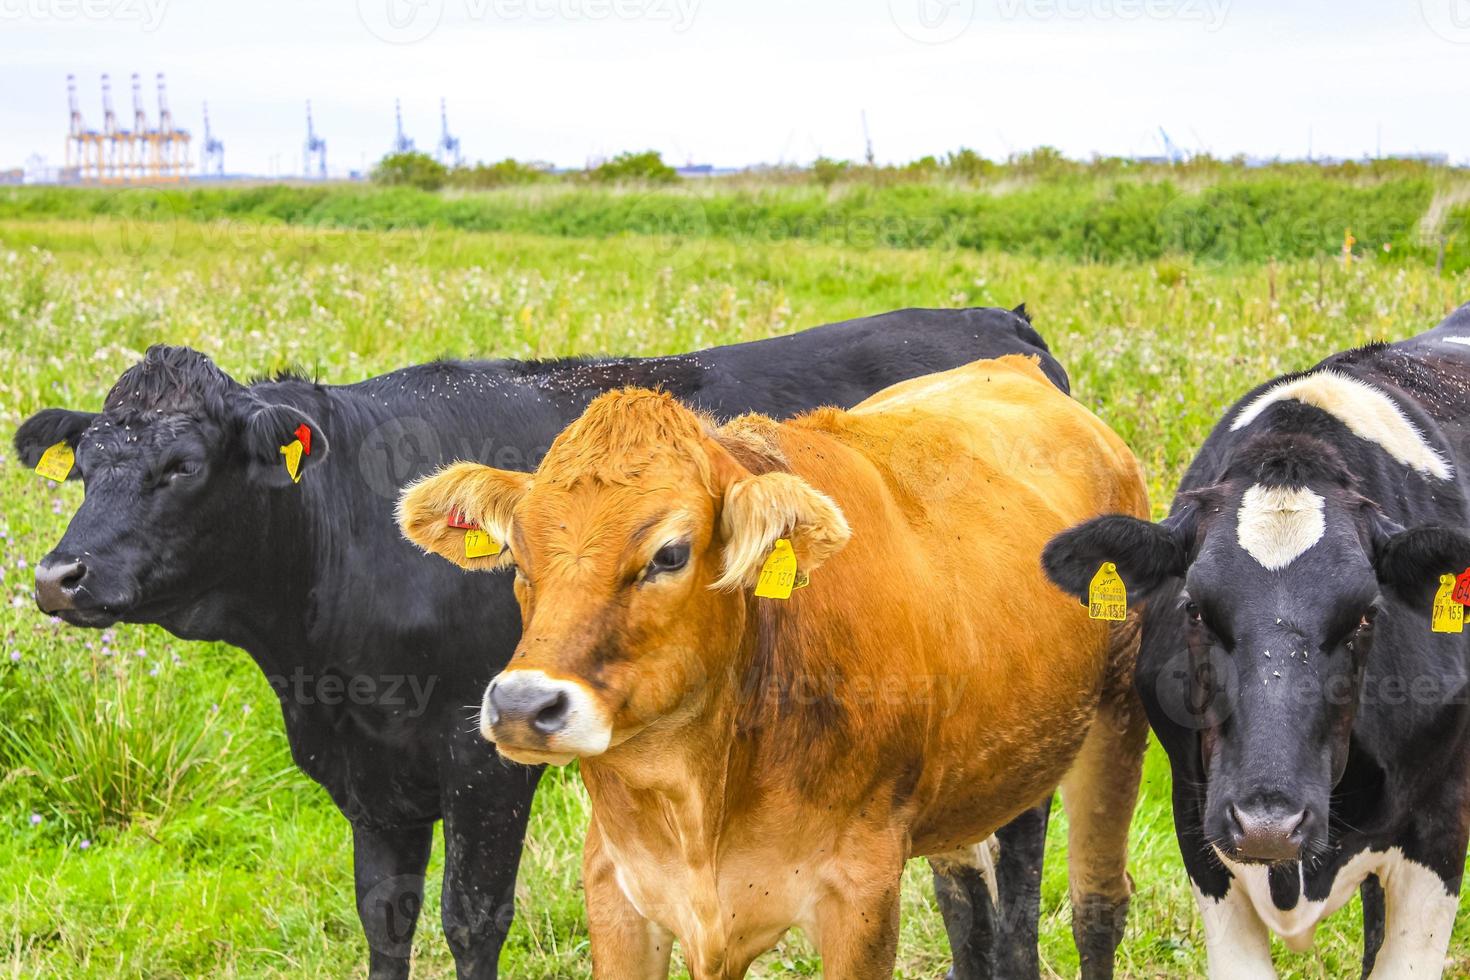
[279,439,304,484]
[1088,562,1127,622]
[35,442,75,482]
[754,538,799,599]
[1432,574,1464,634]
[464,529,501,559]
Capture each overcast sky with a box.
[2,0,1467,176]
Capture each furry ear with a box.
[713,471,851,591]
[1372,521,1470,610]
[240,402,329,487]
[398,462,530,571]
[1043,505,1198,602]
[14,409,96,477]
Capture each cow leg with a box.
[1193,881,1276,979]
[439,762,542,979]
[1058,694,1147,979]
[931,797,1051,980]
[814,852,904,980]
[1367,855,1459,978]
[353,822,435,980]
[584,815,674,980]
[1359,874,1384,979]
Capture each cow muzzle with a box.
[34,555,120,626]
[481,669,612,765]
[1222,800,1311,864]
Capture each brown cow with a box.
[398,355,1150,979]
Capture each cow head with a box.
[398,388,849,766]
[1043,432,1470,866]
[14,345,329,631]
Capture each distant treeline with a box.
[4,171,1466,268]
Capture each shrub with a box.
[586,151,677,184]
[811,156,850,188]
[448,159,551,189]
[371,152,449,191]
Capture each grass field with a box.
[2,212,1469,977]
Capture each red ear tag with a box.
[1453,568,1470,607]
[294,424,312,456]
[446,509,480,530]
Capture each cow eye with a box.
[646,542,691,577]
[1358,608,1378,631]
[1185,600,1202,625]
[157,458,200,486]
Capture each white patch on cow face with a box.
[1443,336,1470,347]
[1235,484,1326,571]
[480,668,612,765]
[1230,370,1453,480]
[1199,846,1457,976]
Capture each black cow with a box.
[15,306,1064,980]
[1043,305,1470,978]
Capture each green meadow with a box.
[1,186,1468,976]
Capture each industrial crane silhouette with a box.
[393,99,415,154]
[437,98,461,167]
[304,100,327,179]
[130,73,152,180]
[201,102,224,177]
[65,74,103,181]
[151,73,191,180]
[100,73,126,182]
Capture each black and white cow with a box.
[1043,305,1470,977]
[14,306,1062,980]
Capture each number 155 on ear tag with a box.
[1432,574,1464,634]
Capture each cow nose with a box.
[1226,803,1308,863]
[488,678,571,736]
[35,558,88,613]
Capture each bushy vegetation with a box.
[445,157,551,189]
[6,167,1468,269]
[370,151,450,191]
[584,149,678,184]
[2,215,1469,976]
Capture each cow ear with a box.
[14,409,96,478]
[398,462,529,571]
[1043,506,1197,602]
[713,471,851,591]
[240,402,330,487]
[1371,518,1470,610]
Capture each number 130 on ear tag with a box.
[1088,563,1127,622]
[755,538,799,599]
